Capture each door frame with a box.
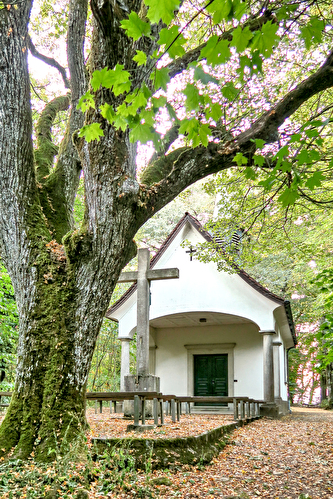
[185,343,235,397]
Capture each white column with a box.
[273,341,282,400]
[260,330,276,402]
[120,338,131,391]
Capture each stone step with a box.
[190,405,233,415]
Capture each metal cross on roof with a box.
[186,246,197,261]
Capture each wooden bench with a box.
[1,391,264,426]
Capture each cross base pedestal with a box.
[123,374,160,418]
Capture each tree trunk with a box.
[0,217,137,460]
[320,371,327,402]
[327,364,333,408]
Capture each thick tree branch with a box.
[35,95,70,182]
[139,48,333,221]
[41,0,89,243]
[143,124,180,175]
[235,48,333,147]
[27,36,70,89]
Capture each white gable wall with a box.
[113,222,282,338]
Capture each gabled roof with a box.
[106,213,296,345]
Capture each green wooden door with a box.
[194,354,228,405]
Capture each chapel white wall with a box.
[154,323,264,400]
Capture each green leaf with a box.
[274,145,289,162]
[100,103,115,122]
[221,82,238,101]
[142,83,152,100]
[200,36,231,66]
[78,123,104,142]
[206,102,222,122]
[129,123,160,147]
[144,0,180,25]
[215,39,232,63]
[158,26,185,58]
[244,167,256,179]
[258,176,275,190]
[120,11,151,41]
[91,65,131,96]
[130,92,148,110]
[193,66,219,85]
[232,0,247,20]
[251,21,279,57]
[133,50,147,66]
[152,95,167,110]
[113,113,128,131]
[231,25,253,53]
[77,91,95,112]
[253,154,265,166]
[198,124,210,147]
[150,67,170,91]
[254,138,265,149]
[206,0,232,24]
[234,152,248,166]
[297,149,320,165]
[278,188,299,206]
[183,83,202,112]
[305,171,325,191]
[300,17,325,49]
[200,35,218,65]
[91,67,113,91]
[140,109,155,126]
[111,64,131,96]
[289,133,302,143]
[304,129,319,138]
[179,118,200,143]
[129,123,152,143]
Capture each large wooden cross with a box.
[118,248,179,377]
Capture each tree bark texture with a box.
[1,0,333,460]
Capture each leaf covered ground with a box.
[86,407,234,439]
[0,407,332,498]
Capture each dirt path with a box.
[165,408,333,499]
[99,407,333,499]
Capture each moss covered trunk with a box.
[0,218,138,461]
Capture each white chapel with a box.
[106,213,296,415]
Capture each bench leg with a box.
[160,400,164,425]
[153,398,158,425]
[134,395,140,425]
[171,399,176,423]
[233,398,238,420]
[141,398,146,425]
